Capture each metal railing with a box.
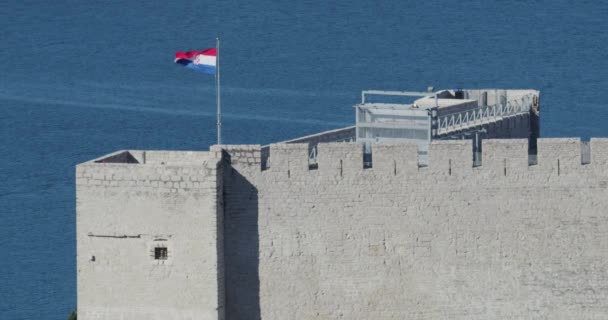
[437,94,534,135]
[361,90,431,104]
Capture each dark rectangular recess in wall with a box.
[261,146,270,171]
[154,247,168,260]
[308,143,319,170]
[581,141,591,165]
[473,151,482,167]
[363,152,372,169]
[528,144,538,166]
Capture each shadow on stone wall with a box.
[223,165,260,320]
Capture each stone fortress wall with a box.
[218,138,608,320]
[78,138,608,319]
[76,150,224,320]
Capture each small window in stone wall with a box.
[154,247,168,260]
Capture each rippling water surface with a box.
[1,1,607,318]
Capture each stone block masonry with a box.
[76,151,224,320]
[370,143,418,176]
[78,138,608,320]
[219,138,608,320]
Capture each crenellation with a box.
[268,143,309,175]
[428,140,473,176]
[590,138,608,168]
[482,139,528,177]
[317,143,363,177]
[537,138,581,174]
[211,144,262,169]
[371,142,418,177]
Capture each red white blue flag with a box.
[174,48,217,74]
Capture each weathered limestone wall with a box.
[219,138,608,320]
[76,151,224,320]
[210,145,262,320]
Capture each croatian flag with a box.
[175,48,216,74]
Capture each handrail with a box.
[361,90,432,104]
[436,94,534,135]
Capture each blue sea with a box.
[1,0,607,318]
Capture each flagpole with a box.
[216,37,221,145]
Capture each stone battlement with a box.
[78,137,608,320]
[211,138,607,178]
